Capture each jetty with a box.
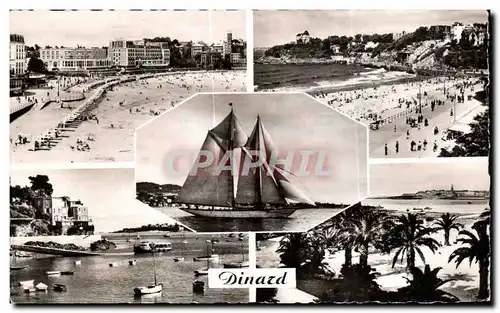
[11,244,104,257]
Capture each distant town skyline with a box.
[10,10,246,48]
[10,169,178,232]
[254,10,489,47]
[369,160,490,197]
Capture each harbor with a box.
[10,232,249,304]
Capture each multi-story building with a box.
[10,34,26,95]
[230,52,245,66]
[392,31,407,41]
[200,51,222,69]
[191,43,205,58]
[224,32,233,55]
[296,31,311,44]
[211,42,224,54]
[33,196,93,235]
[451,22,467,41]
[10,34,26,75]
[40,47,112,72]
[109,39,170,68]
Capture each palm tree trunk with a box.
[444,230,450,246]
[344,243,352,267]
[360,242,369,267]
[407,247,415,270]
[478,260,489,299]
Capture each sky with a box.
[136,93,369,204]
[9,10,246,48]
[254,10,489,47]
[10,168,178,233]
[369,159,490,197]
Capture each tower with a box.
[224,32,233,55]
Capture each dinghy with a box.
[53,284,67,292]
[61,270,75,275]
[46,271,61,276]
[35,282,48,292]
[193,280,205,293]
[129,260,137,266]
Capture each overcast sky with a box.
[10,168,178,233]
[10,10,245,47]
[136,93,368,204]
[254,10,489,47]
[369,160,490,197]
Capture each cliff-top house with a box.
[296,31,311,44]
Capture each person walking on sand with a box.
[406,129,410,139]
[410,140,416,151]
[394,125,397,132]
[384,143,388,156]
[395,141,399,154]
[433,141,438,152]
[423,140,428,151]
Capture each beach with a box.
[10,70,247,164]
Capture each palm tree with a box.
[323,212,355,267]
[448,223,490,299]
[390,213,441,270]
[350,212,386,267]
[434,213,464,246]
[401,264,458,302]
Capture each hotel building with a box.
[10,34,26,75]
[108,39,170,67]
[40,47,112,72]
[34,196,93,235]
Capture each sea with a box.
[156,206,345,232]
[362,198,489,216]
[254,63,417,93]
[10,234,248,304]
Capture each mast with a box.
[153,246,157,285]
[255,115,263,209]
[229,108,235,208]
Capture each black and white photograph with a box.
[256,158,490,303]
[136,93,368,232]
[254,10,490,158]
[10,9,247,164]
[9,168,249,304]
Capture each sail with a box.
[236,116,315,206]
[210,109,248,149]
[176,132,233,206]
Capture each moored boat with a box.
[192,280,205,293]
[53,284,67,292]
[10,265,29,271]
[134,241,172,254]
[193,254,219,261]
[46,271,61,276]
[223,261,249,268]
[134,243,163,296]
[35,282,48,292]
[194,268,209,276]
[61,270,75,275]
[129,260,137,266]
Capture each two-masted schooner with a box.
[176,105,315,219]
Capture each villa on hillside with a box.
[296,31,311,44]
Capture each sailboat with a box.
[194,240,213,276]
[174,231,187,262]
[176,107,315,219]
[223,242,249,268]
[134,246,163,296]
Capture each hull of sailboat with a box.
[180,208,296,218]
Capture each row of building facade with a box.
[10,32,246,75]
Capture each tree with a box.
[28,175,53,196]
[439,109,489,157]
[256,288,278,303]
[350,212,385,267]
[399,265,459,302]
[433,213,464,246]
[390,213,441,270]
[448,223,490,299]
[27,56,46,74]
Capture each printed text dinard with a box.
[164,150,331,177]
[219,271,288,285]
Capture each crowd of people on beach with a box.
[311,75,483,157]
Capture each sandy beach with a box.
[311,74,486,158]
[10,70,246,164]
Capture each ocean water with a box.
[254,63,372,90]
[156,206,345,232]
[362,198,489,216]
[10,234,248,304]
